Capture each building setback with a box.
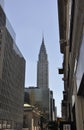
[0,5,25,130]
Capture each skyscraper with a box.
[25,38,57,122]
[37,37,48,88]
[0,4,25,130]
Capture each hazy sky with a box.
[5,0,63,117]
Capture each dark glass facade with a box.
[0,5,25,130]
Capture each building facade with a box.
[58,0,84,130]
[37,37,48,88]
[23,104,41,130]
[25,87,51,120]
[0,5,25,130]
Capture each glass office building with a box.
[25,87,51,120]
[0,4,25,130]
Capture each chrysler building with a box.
[37,37,49,88]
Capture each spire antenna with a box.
[42,32,44,44]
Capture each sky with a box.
[4,0,63,117]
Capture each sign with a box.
[59,121,75,130]
[63,124,71,130]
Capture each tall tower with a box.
[0,6,25,130]
[37,37,48,88]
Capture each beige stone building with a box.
[23,104,41,130]
[58,0,84,130]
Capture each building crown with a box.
[39,37,47,61]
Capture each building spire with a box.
[37,37,49,88]
[39,35,47,60]
[42,33,44,44]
